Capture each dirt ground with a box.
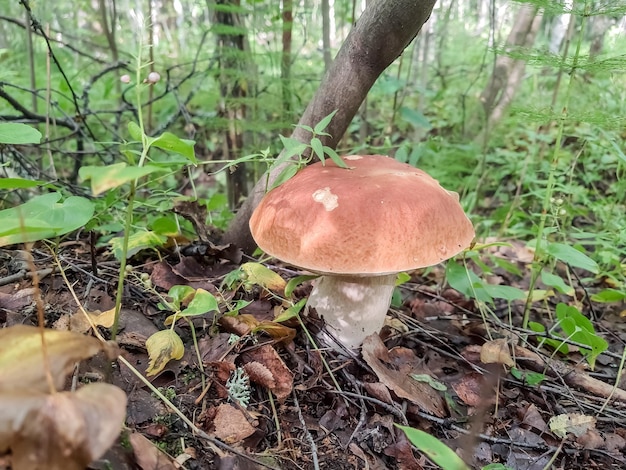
[1,239,625,470]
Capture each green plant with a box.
[0,123,94,246]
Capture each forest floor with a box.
[1,236,625,470]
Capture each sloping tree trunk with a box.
[475,3,542,144]
[222,0,437,254]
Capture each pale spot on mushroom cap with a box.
[312,187,339,211]
[344,155,363,161]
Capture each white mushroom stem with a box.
[306,274,397,349]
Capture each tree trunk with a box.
[281,0,293,126]
[321,0,332,71]
[212,0,250,209]
[475,3,542,144]
[221,0,437,254]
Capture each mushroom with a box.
[249,155,475,349]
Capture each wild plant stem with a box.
[521,0,588,329]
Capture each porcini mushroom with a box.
[249,155,474,349]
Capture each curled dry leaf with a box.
[0,383,126,470]
[244,361,276,390]
[212,403,256,444]
[0,325,107,394]
[240,344,293,401]
[362,334,445,417]
[480,338,514,367]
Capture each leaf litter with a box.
[0,240,625,469]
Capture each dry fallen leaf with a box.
[361,334,446,417]
[0,325,106,393]
[212,403,257,444]
[240,344,293,401]
[480,338,514,367]
[549,413,597,438]
[1,383,126,470]
[129,431,177,470]
[145,329,185,377]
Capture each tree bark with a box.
[212,0,250,209]
[281,0,293,126]
[475,3,542,144]
[221,0,437,254]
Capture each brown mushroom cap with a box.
[249,155,475,275]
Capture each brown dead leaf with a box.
[213,404,256,444]
[577,429,604,450]
[384,429,423,470]
[452,371,494,407]
[1,383,126,470]
[0,325,107,393]
[519,403,547,433]
[129,431,177,470]
[480,338,514,367]
[244,361,276,389]
[0,288,35,311]
[361,334,446,417]
[240,344,293,401]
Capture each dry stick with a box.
[51,252,281,470]
[514,346,626,402]
[292,390,320,470]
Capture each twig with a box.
[292,390,320,470]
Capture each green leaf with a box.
[446,261,492,303]
[326,149,349,168]
[546,242,599,274]
[168,285,197,309]
[0,193,94,246]
[396,425,470,470]
[555,303,607,369]
[79,163,167,195]
[285,274,318,298]
[310,137,324,161]
[482,284,527,301]
[0,177,44,189]
[510,367,545,386]
[529,321,569,354]
[180,289,219,316]
[271,163,299,189]
[279,135,308,159]
[313,110,337,135]
[399,107,432,130]
[0,123,42,144]
[541,270,574,296]
[590,289,626,303]
[395,272,411,286]
[127,121,143,141]
[274,298,307,323]
[109,230,166,260]
[410,373,447,391]
[148,132,197,163]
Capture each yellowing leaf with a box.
[241,262,286,293]
[145,330,185,377]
